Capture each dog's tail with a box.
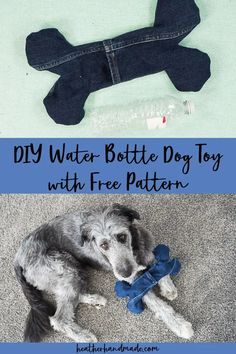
[14,264,56,342]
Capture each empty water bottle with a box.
[87,96,195,133]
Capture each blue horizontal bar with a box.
[0,343,235,354]
[0,138,235,193]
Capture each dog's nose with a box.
[117,262,133,278]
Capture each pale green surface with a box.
[0,0,236,137]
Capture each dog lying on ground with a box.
[14,204,193,342]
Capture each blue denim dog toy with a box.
[26,0,211,125]
[115,244,181,314]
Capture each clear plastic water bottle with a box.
[87,96,195,133]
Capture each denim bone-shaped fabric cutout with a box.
[26,0,211,125]
[115,244,181,314]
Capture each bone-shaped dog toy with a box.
[115,244,181,314]
[26,0,211,125]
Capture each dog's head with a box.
[80,204,153,282]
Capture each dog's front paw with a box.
[161,287,178,301]
[174,318,194,339]
[79,293,107,308]
[93,295,107,309]
[179,321,194,339]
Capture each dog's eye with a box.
[117,233,127,243]
[100,242,109,251]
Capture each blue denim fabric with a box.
[115,245,181,314]
[26,0,211,125]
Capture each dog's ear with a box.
[129,224,155,267]
[111,204,140,222]
[80,223,91,246]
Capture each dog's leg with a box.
[78,293,107,309]
[50,294,97,342]
[143,291,193,339]
[47,252,98,342]
[158,275,178,301]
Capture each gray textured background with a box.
[0,194,235,342]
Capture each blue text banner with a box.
[0,343,235,354]
[0,139,235,194]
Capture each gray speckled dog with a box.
[14,204,193,342]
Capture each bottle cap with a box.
[184,100,195,115]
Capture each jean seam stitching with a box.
[103,40,121,85]
[32,20,199,71]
